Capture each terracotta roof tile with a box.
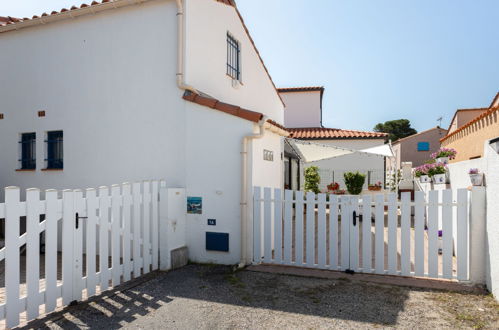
[288,127,388,140]
[277,86,324,93]
[182,91,287,134]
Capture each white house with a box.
[0,0,288,266]
[279,87,389,190]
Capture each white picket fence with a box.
[253,187,470,281]
[0,180,165,329]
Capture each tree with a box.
[374,119,417,142]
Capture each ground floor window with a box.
[19,132,36,169]
[45,131,63,169]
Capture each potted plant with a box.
[468,168,483,186]
[431,148,457,164]
[332,189,346,195]
[368,181,383,191]
[327,182,340,193]
[343,171,366,195]
[428,162,447,184]
[414,164,431,183]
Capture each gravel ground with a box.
[23,264,499,330]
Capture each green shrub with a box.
[343,171,366,195]
[304,166,321,194]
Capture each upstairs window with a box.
[45,131,63,169]
[19,133,36,170]
[227,32,241,80]
[417,142,430,151]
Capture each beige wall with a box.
[448,109,487,134]
[392,128,447,168]
[442,109,499,162]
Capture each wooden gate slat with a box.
[5,187,21,328]
[427,190,439,278]
[44,189,59,313]
[374,194,384,274]
[306,192,315,267]
[400,192,411,276]
[122,183,132,281]
[340,196,350,271]
[273,188,283,263]
[329,195,339,270]
[283,190,293,265]
[86,188,98,297]
[111,185,122,286]
[317,193,327,269]
[442,190,453,279]
[349,196,359,272]
[263,187,272,263]
[387,193,397,275]
[295,191,304,266]
[362,195,372,272]
[26,188,40,320]
[61,190,74,305]
[98,186,110,290]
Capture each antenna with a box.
[437,116,442,127]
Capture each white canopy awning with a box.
[287,139,394,163]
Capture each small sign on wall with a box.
[187,196,202,214]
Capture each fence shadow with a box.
[19,264,431,328]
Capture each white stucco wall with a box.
[448,158,485,190]
[0,0,284,265]
[184,0,284,124]
[280,91,322,128]
[305,139,386,190]
[0,0,185,198]
[484,142,499,300]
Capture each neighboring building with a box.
[388,127,447,169]
[279,87,388,190]
[0,0,288,265]
[441,92,499,162]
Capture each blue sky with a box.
[2,0,498,132]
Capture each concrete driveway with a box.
[23,264,498,329]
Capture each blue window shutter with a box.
[417,142,430,151]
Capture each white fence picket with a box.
[26,188,40,320]
[132,182,142,277]
[361,195,372,272]
[329,195,339,270]
[99,186,110,290]
[273,188,283,263]
[122,183,132,281]
[263,187,272,263]
[253,187,262,263]
[5,187,21,328]
[414,191,425,277]
[456,189,469,281]
[73,190,84,301]
[142,181,151,274]
[44,189,59,313]
[442,189,453,279]
[61,190,74,305]
[317,193,327,269]
[306,192,315,267]
[374,194,384,274]
[349,196,359,272]
[387,193,397,275]
[151,181,159,271]
[400,192,411,276]
[111,185,122,287]
[295,191,304,266]
[340,196,350,270]
[283,190,293,265]
[427,190,439,278]
[86,188,98,297]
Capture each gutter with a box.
[175,0,198,94]
[239,116,268,268]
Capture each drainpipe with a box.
[239,116,268,268]
[175,0,197,93]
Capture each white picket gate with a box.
[253,187,470,282]
[0,180,166,329]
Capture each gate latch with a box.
[352,211,362,226]
[75,212,88,229]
